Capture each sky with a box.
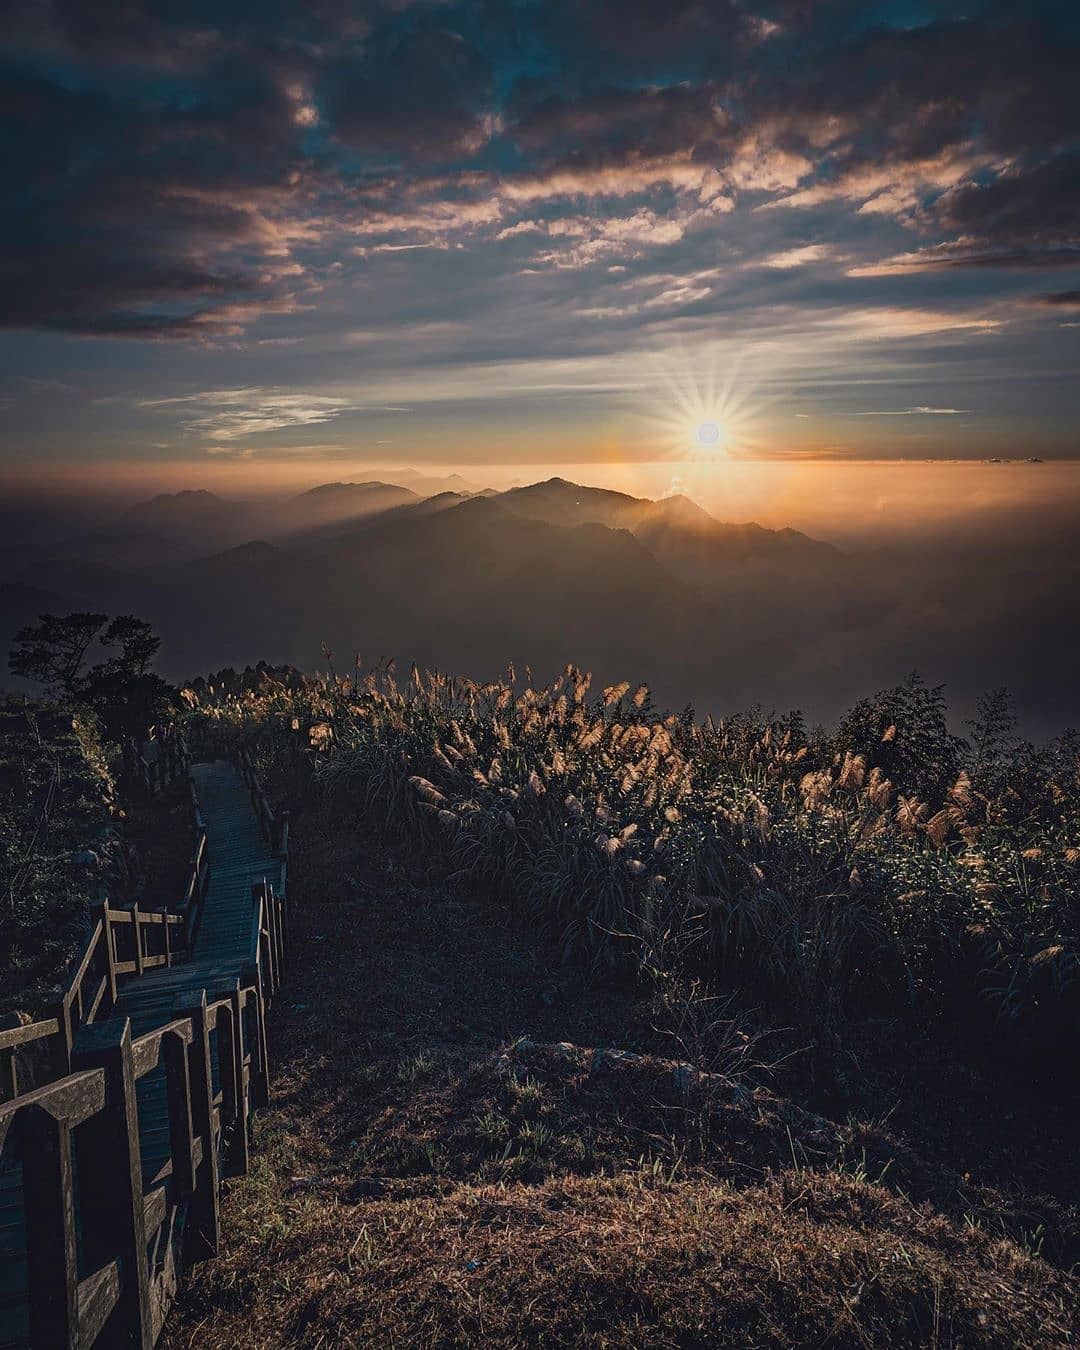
[2,0,1079,485]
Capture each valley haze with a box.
[2,466,1077,738]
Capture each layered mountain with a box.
[495,478,842,605]
[312,494,709,677]
[6,477,851,707]
[268,481,418,537]
[55,481,424,567]
[66,489,250,566]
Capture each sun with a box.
[694,420,726,450]
[634,346,768,464]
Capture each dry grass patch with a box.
[162,803,1079,1348]
[168,1168,1076,1348]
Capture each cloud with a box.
[852,407,972,417]
[848,241,1080,277]
[823,308,1002,340]
[1039,290,1080,307]
[140,387,361,440]
[762,243,836,269]
[0,0,1077,348]
[326,18,494,161]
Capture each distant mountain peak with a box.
[294,480,417,501]
[124,487,230,517]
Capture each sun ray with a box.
[634,344,768,469]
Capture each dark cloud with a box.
[326,17,494,160]
[0,52,317,335]
[507,83,726,163]
[934,154,1080,258]
[1,0,1078,338]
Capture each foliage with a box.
[0,698,118,1016]
[9,612,172,745]
[181,661,1080,1067]
[836,672,964,801]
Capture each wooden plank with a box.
[72,1018,154,1349]
[178,990,220,1260]
[0,1017,61,1052]
[76,1261,120,1350]
[63,921,103,1002]
[85,973,108,1024]
[164,1027,196,1197]
[0,1070,106,1151]
[130,1017,193,1080]
[22,1103,79,1348]
[130,1033,162,1080]
[142,1185,167,1237]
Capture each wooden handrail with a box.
[0,1018,60,1053]
[135,726,188,800]
[2,736,290,1348]
[2,744,206,1105]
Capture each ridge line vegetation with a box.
[184,661,1079,1088]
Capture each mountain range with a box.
[0,475,841,706]
[5,471,1080,733]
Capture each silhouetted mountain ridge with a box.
[3,475,869,720]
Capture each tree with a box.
[9,612,107,697]
[836,672,965,803]
[966,687,1018,794]
[83,617,172,744]
[9,613,171,744]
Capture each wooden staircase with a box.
[0,751,287,1348]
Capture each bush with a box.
[180,661,1080,1065]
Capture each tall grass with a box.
[182,664,1080,1063]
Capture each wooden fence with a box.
[135,727,186,799]
[0,743,287,1348]
[2,761,212,1103]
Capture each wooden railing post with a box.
[163,1028,196,1197]
[72,1018,154,1349]
[218,982,250,1178]
[0,1049,15,1101]
[276,809,290,860]
[243,960,272,1110]
[0,1014,19,1101]
[132,901,145,978]
[51,996,74,1079]
[22,1102,79,1347]
[178,990,220,1260]
[100,900,118,1007]
[229,983,250,1173]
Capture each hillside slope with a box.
[163,791,1079,1349]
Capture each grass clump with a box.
[181,663,1080,1077]
[163,801,1078,1349]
